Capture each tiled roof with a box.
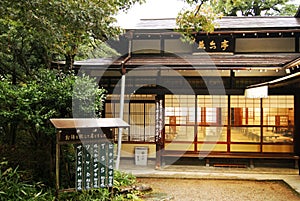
[74,53,300,69]
[123,17,300,31]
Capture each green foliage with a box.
[0,0,145,80]
[0,160,142,200]
[277,4,299,16]
[113,171,142,201]
[176,1,221,42]
[0,0,140,194]
[0,161,54,201]
[0,69,107,143]
[210,0,293,16]
[76,42,120,61]
[113,171,136,188]
[58,188,111,201]
[0,69,75,144]
[0,77,20,144]
[0,163,142,201]
[73,74,107,118]
[0,69,107,185]
[58,171,141,201]
[177,0,296,42]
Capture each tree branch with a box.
[194,0,205,16]
[0,62,27,83]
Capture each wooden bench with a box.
[162,151,299,169]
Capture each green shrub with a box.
[58,170,142,201]
[0,161,54,201]
[0,160,142,200]
[113,171,136,188]
[58,188,111,201]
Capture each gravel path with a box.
[137,178,300,201]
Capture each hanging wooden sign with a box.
[194,35,235,53]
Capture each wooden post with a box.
[116,74,126,170]
[55,130,61,199]
[294,93,300,175]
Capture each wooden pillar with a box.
[230,70,235,89]
[227,95,231,153]
[55,130,61,199]
[294,92,300,174]
[294,93,300,155]
[260,98,263,153]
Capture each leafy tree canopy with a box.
[0,70,106,144]
[0,0,144,82]
[210,0,295,16]
[0,69,107,184]
[0,0,134,185]
[176,0,221,42]
[177,0,298,42]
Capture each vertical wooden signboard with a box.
[50,118,129,196]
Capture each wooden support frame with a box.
[50,118,129,198]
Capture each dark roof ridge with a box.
[139,16,295,21]
[219,16,295,18]
[140,18,176,21]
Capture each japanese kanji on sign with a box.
[194,35,234,53]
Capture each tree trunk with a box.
[229,7,238,16]
[65,54,76,71]
[49,139,56,186]
[10,122,17,145]
[12,65,17,85]
[253,5,261,16]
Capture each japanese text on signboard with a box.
[76,141,114,191]
[194,36,234,53]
